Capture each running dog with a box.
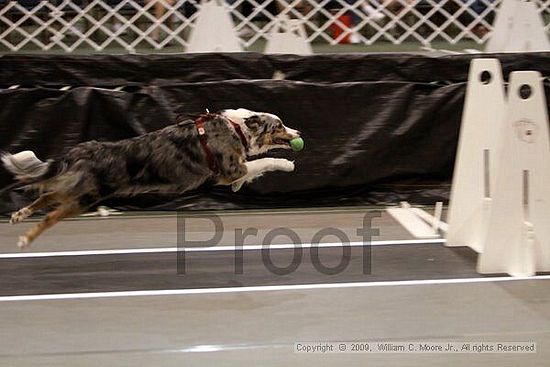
[1,109,300,248]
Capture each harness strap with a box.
[194,114,250,175]
[195,115,220,174]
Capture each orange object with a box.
[331,14,352,44]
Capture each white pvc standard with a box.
[186,0,242,53]
[386,207,439,239]
[504,1,550,52]
[486,0,520,52]
[446,59,505,252]
[486,0,550,53]
[478,71,550,276]
[264,15,312,55]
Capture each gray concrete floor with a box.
[0,208,549,366]
[0,207,411,252]
[1,280,549,366]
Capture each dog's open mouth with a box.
[273,137,293,146]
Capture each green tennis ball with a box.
[290,137,304,152]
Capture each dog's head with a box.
[221,109,301,156]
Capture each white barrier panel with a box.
[5,0,550,53]
[486,0,550,53]
[187,0,242,53]
[264,15,312,55]
[446,59,505,252]
[478,71,550,276]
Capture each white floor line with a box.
[0,239,445,259]
[1,275,549,302]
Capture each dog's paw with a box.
[10,207,32,224]
[17,236,30,249]
[232,180,244,192]
[277,160,295,172]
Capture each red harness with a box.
[194,114,249,174]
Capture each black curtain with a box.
[1,52,549,213]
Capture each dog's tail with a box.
[1,151,51,180]
[0,151,63,195]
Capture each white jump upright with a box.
[186,0,242,53]
[264,14,312,55]
[387,203,439,239]
[446,59,506,252]
[486,0,550,52]
[478,71,550,276]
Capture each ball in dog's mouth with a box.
[290,137,304,151]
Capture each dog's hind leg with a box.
[17,202,82,248]
[10,192,59,224]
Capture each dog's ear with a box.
[244,115,262,131]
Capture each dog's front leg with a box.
[231,158,294,192]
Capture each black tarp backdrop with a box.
[0,52,549,213]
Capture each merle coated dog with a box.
[1,109,301,248]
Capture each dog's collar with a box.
[227,119,249,153]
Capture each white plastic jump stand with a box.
[504,1,550,52]
[186,0,242,53]
[446,59,505,253]
[478,71,550,277]
[386,202,440,239]
[486,0,520,52]
[264,14,312,55]
[486,0,550,52]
